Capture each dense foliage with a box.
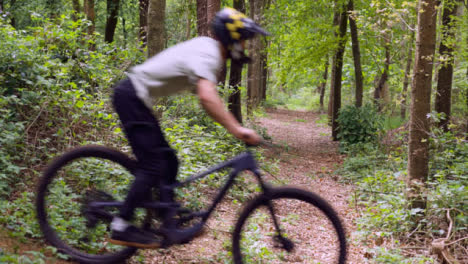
[336,104,383,146]
[0,13,255,262]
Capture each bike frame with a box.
[88,150,278,247]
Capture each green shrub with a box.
[337,104,383,146]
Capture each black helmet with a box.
[212,7,270,61]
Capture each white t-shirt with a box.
[127,37,223,108]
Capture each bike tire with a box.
[36,145,144,264]
[232,187,347,264]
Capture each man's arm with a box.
[196,78,261,145]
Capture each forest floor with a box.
[142,108,367,264]
[0,108,368,263]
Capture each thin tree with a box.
[348,0,363,107]
[407,0,438,209]
[328,6,341,123]
[435,0,460,131]
[228,0,246,123]
[374,38,390,112]
[330,2,348,141]
[105,0,120,43]
[400,33,414,119]
[185,0,193,40]
[318,59,329,111]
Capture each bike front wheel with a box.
[36,145,148,264]
[232,187,347,264]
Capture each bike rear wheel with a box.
[232,187,347,264]
[36,145,148,264]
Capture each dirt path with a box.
[143,109,365,263]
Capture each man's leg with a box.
[110,79,174,247]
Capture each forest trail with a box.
[144,108,366,263]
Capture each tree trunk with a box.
[261,48,268,100]
[105,0,120,43]
[401,33,414,119]
[185,0,193,39]
[319,59,329,111]
[407,0,438,209]
[435,0,459,131]
[228,0,245,123]
[84,0,95,36]
[206,0,220,38]
[374,40,390,112]
[0,0,3,13]
[147,0,166,57]
[229,60,244,123]
[247,0,266,115]
[328,7,340,123]
[71,0,81,21]
[348,0,363,107]
[196,0,208,36]
[147,0,166,117]
[83,0,96,50]
[139,0,149,46]
[9,0,16,27]
[330,3,348,141]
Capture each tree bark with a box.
[185,0,193,40]
[0,0,3,13]
[196,0,220,37]
[196,0,208,36]
[407,0,438,209]
[328,7,340,123]
[84,0,95,36]
[105,0,120,43]
[260,47,268,100]
[330,3,348,141]
[206,0,220,38]
[319,59,329,111]
[435,0,459,131]
[401,33,414,119]
[147,0,166,57]
[228,0,245,123]
[139,0,149,46]
[247,0,266,115]
[229,60,244,123]
[348,0,364,107]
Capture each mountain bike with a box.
[36,145,347,263]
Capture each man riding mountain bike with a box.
[110,7,270,248]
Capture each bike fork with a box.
[265,200,295,252]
